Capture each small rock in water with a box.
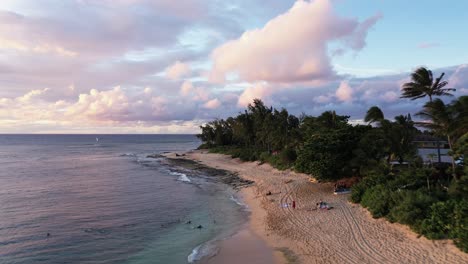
[196,225,203,229]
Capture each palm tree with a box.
[401,67,455,102]
[364,106,385,125]
[392,114,417,163]
[317,110,349,129]
[416,99,458,178]
[449,96,468,139]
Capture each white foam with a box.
[170,171,191,183]
[187,242,218,263]
[187,245,200,263]
[229,195,249,210]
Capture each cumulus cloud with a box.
[381,91,399,102]
[210,0,381,83]
[2,63,468,133]
[0,0,466,134]
[335,81,353,102]
[178,80,211,101]
[0,1,207,99]
[17,88,51,103]
[180,80,194,96]
[0,86,215,132]
[165,61,191,80]
[66,87,130,120]
[238,83,273,107]
[203,98,221,109]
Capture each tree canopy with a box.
[401,67,455,102]
[196,70,467,251]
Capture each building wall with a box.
[418,148,453,163]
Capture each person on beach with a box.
[292,200,296,209]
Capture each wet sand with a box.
[203,226,281,264]
[167,150,468,264]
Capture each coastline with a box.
[163,152,285,264]
[202,186,289,264]
[165,150,468,264]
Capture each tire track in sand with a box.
[339,203,391,263]
[338,204,389,263]
[313,183,386,263]
[279,182,361,264]
[281,182,396,264]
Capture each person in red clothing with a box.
[292,200,296,209]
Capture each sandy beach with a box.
[167,150,468,264]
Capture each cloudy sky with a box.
[0,0,467,133]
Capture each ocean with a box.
[0,135,248,264]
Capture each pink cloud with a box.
[178,81,210,101]
[381,91,399,102]
[203,98,221,109]
[165,61,191,80]
[210,0,381,83]
[17,88,51,103]
[0,86,212,132]
[335,81,353,102]
[66,87,130,120]
[238,83,273,107]
[180,81,194,96]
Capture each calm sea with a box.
[0,135,248,264]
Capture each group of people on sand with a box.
[278,198,332,210]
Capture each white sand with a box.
[169,150,468,264]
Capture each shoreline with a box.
[201,185,289,264]
[165,150,468,264]
[163,152,285,264]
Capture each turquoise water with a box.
[0,135,248,264]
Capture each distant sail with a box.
[96,137,99,142]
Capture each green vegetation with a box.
[197,67,467,252]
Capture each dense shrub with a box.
[350,170,390,203]
[280,147,297,164]
[420,200,456,239]
[295,130,357,181]
[449,175,468,199]
[350,181,367,203]
[452,200,468,252]
[361,184,392,218]
[258,151,269,163]
[387,190,436,231]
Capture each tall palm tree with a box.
[401,67,455,102]
[416,99,457,177]
[364,106,385,125]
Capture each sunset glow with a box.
[0,0,467,133]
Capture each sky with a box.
[0,0,467,134]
